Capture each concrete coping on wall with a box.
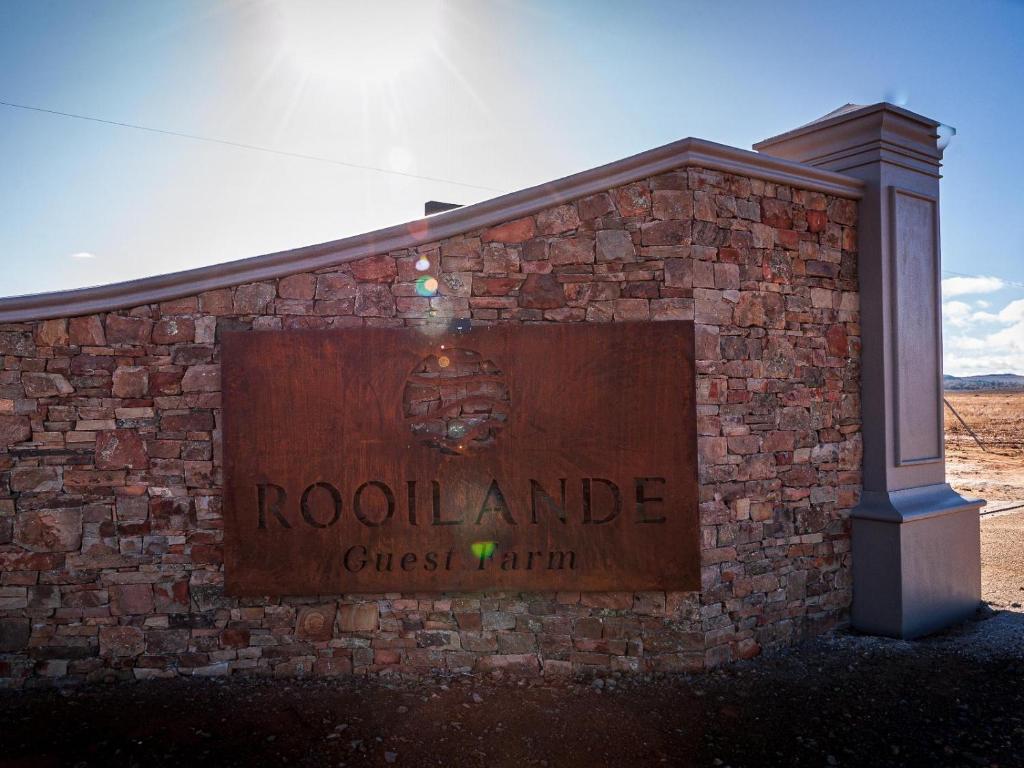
[0,136,863,324]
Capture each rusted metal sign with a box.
[222,322,699,595]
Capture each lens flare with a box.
[471,541,497,560]
[415,256,431,271]
[415,276,439,297]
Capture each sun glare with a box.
[278,0,442,84]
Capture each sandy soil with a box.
[945,391,1024,503]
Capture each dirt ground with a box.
[1,395,1022,768]
[2,612,1023,768]
[945,390,1024,504]
[2,505,1023,768]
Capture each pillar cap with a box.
[753,102,944,176]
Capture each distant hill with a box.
[943,373,1024,391]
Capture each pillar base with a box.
[851,484,982,639]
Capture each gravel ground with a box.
[983,507,1024,610]
[2,516,1021,768]
[1,609,1022,768]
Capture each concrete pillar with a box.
[755,103,982,638]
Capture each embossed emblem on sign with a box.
[403,348,510,456]
[222,322,699,595]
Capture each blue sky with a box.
[1,0,1022,374]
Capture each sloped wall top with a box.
[0,137,862,322]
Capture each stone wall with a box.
[0,165,861,686]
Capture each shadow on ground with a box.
[2,610,1022,768]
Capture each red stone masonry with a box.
[0,164,860,685]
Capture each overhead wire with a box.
[0,99,506,194]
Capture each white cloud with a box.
[70,252,96,259]
[975,299,990,309]
[945,318,1024,376]
[941,275,1004,297]
[996,299,1024,324]
[986,321,1024,351]
[942,300,973,327]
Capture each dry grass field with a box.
[944,390,1024,504]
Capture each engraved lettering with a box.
[406,480,418,525]
[354,480,395,527]
[547,550,576,570]
[475,479,516,525]
[300,482,342,528]
[635,477,667,523]
[344,545,367,572]
[582,478,621,524]
[431,480,463,525]
[530,479,567,524]
[256,483,290,529]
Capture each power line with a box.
[0,99,505,194]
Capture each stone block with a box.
[153,579,190,613]
[233,282,277,314]
[578,192,615,220]
[355,284,396,317]
[99,626,145,657]
[0,414,31,446]
[0,331,35,356]
[14,508,82,552]
[0,587,27,610]
[105,315,153,345]
[536,204,580,235]
[315,273,357,300]
[94,429,149,470]
[279,273,316,299]
[112,366,149,398]
[147,629,189,654]
[220,625,251,649]
[416,630,462,650]
[640,220,690,246]
[611,184,650,217]
[734,291,785,328]
[181,364,220,393]
[475,653,540,675]
[351,255,397,282]
[296,604,338,640]
[152,317,195,344]
[27,585,60,611]
[199,289,234,314]
[10,466,62,493]
[69,315,106,345]
[550,236,595,266]
[338,603,378,632]
[595,229,635,262]
[761,198,793,229]
[110,584,154,616]
[22,373,73,398]
[481,611,516,631]
[481,217,536,244]
[315,656,353,676]
[34,318,69,347]
[0,618,30,652]
[518,273,565,309]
